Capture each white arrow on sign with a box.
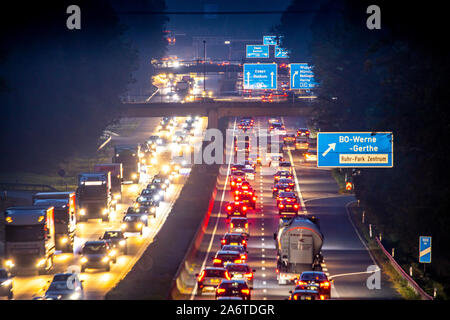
[292,71,298,87]
[246,71,250,87]
[270,72,274,87]
[322,143,336,157]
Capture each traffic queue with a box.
[0,116,200,300]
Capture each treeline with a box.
[0,0,167,171]
[279,1,450,296]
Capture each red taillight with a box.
[273,187,278,191]
[320,281,330,288]
[244,272,253,279]
[213,258,222,264]
[320,295,326,300]
[197,270,205,282]
[293,295,298,300]
[231,181,236,186]
[227,206,232,211]
[234,196,239,201]
[252,197,256,201]
[234,259,243,264]
[279,204,284,208]
[242,206,247,211]
[242,239,246,245]
[245,223,248,229]
[217,288,226,294]
[240,254,247,260]
[241,289,250,295]
[225,271,231,280]
[221,239,226,244]
[296,280,307,286]
[231,223,234,228]
[294,204,299,209]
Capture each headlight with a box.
[162,165,170,173]
[1,279,12,286]
[102,256,110,263]
[150,207,156,213]
[69,292,80,300]
[36,259,46,267]
[161,184,167,189]
[60,237,69,244]
[80,209,86,216]
[5,260,14,268]
[109,250,117,257]
[121,223,127,229]
[119,240,126,246]
[140,215,148,221]
[151,158,158,165]
[132,173,138,179]
[80,256,88,263]
[137,223,143,229]
[102,208,108,215]
[153,195,160,201]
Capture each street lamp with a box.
[203,40,206,94]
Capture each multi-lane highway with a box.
[175,116,400,300]
[9,116,207,300]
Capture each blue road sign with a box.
[317,132,394,168]
[419,236,432,263]
[290,63,318,89]
[263,35,277,45]
[246,45,269,58]
[243,63,277,90]
[275,46,289,58]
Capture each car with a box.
[44,273,84,300]
[231,163,246,172]
[233,189,257,209]
[304,149,318,162]
[276,191,299,205]
[215,280,251,300]
[79,241,116,272]
[288,288,323,300]
[121,213,146,235]
[0,268,13,300]
[230,174,246,191]
[127,205,150,226]
[151,173,171,188]
[225,263,255,285]
[269,123,286,135]
[196,267,231,295]
[225,201,248,218]
[229,217,249,236]
[99,230,128,255]
[212,250,244,267]
[135,197,157,217]
[243,159,256,169]
[283,134,296,148]
[295,137,309,151]
[279,161,293,173]
[221,245,248,261]
[274,170,293,182]
[220,233,247,249]
[140,188,163,205]
[268,154,284,168]
[242,167,255,180]
[295,271,332,299]
[273,181,294,198]
[296,128,310,137]
[278,198,300,215]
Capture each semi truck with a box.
[113,145,141,184]
[274,216,324,285]
[3,206,55,275]
[76,172,112,222]
[94,163,123,203]
[32,192,77,253]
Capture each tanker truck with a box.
[273,216,324,285]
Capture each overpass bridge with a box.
[121,101,315,128]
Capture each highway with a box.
[175,116,400,300]
[9,116,207,300]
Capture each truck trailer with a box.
[76,172,112,222]
[3,206,56,275]
[94,163,123,204]
[32,192,77,253]
[274,216,324,285]
[112,145,141,184]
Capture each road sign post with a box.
[243,63,277,90]
[317,132,394,168]
[419,236,432,264]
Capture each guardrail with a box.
[375,236,433,300]
[168,184,218,299]
[0,182,58,193]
